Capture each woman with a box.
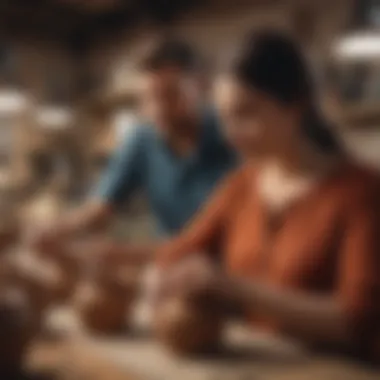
[154,30,380,361]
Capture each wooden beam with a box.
[55,0,126,13]
[0,2,90,42]
[340,102,380,127]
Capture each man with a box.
[32,38,237,260]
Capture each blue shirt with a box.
[95,110,237,236]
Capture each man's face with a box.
[138,67,201,133]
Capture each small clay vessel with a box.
[0,287,35,375]
[0,225,19,255]
[50,254,82,303]
[0,202,20,255]
[73,266,139,335]
[154,296,224,356]
[2,253,62,334]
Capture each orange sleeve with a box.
[156,169,243,268]
[337,182,380,356]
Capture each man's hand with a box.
[25,202,112,257]
[64,238,144,270]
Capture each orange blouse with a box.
[157,161,380,356]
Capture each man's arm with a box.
[92,124,146,207]
[97,169,243,267]
[31,126,147,251]
[46,201,113,241]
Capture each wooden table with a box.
[24,308,380,380]
[26,339,136,380]
[29,327,379,380]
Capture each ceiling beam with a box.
[0,1,89,42]
[55,0,126,13]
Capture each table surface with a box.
[23,305,380,380]
[26,325,380,380]
[27,340,135,380]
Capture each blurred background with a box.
[1,1,380,378]
[1,0,380,240]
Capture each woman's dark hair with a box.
[231,30,341,154]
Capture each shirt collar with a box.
[154,106,218,163]
[198,107,219,157]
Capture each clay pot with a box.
[50,257,81,303]
[31,241,83,304]
[0,260,15,288]
[0,226,19,255]
[21,278,55,334]
[2,254,62,333]
[0,287,36,374]
[0,204,20,255]
[154,297,224,356]
[22,270,55,308]
[73,267,139,335]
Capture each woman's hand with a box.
[161,255,241,307]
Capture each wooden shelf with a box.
[339,102,380,127]
[80,89,137,115]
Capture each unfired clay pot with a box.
[0,287,35,374]
[73,267,139,334]
[1,253,63,334]
[0,227,19,255]
[154,296,224,356]
[51,256,82,303]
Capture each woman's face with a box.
[214,75,301,158]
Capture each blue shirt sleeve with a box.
[93,125,146,205]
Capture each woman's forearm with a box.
[233,279,351,347]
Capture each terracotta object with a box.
[51,255,82,303]
[18,277,52,327]
[47,236,109,303]
[0,207,19,255]
[0,260,15,288]
[2,253,61,333]
[0,225,19,255]
[0,287,35,374]
[73,267,139,334]
[30,239,83,303]
[154,297,224,356]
